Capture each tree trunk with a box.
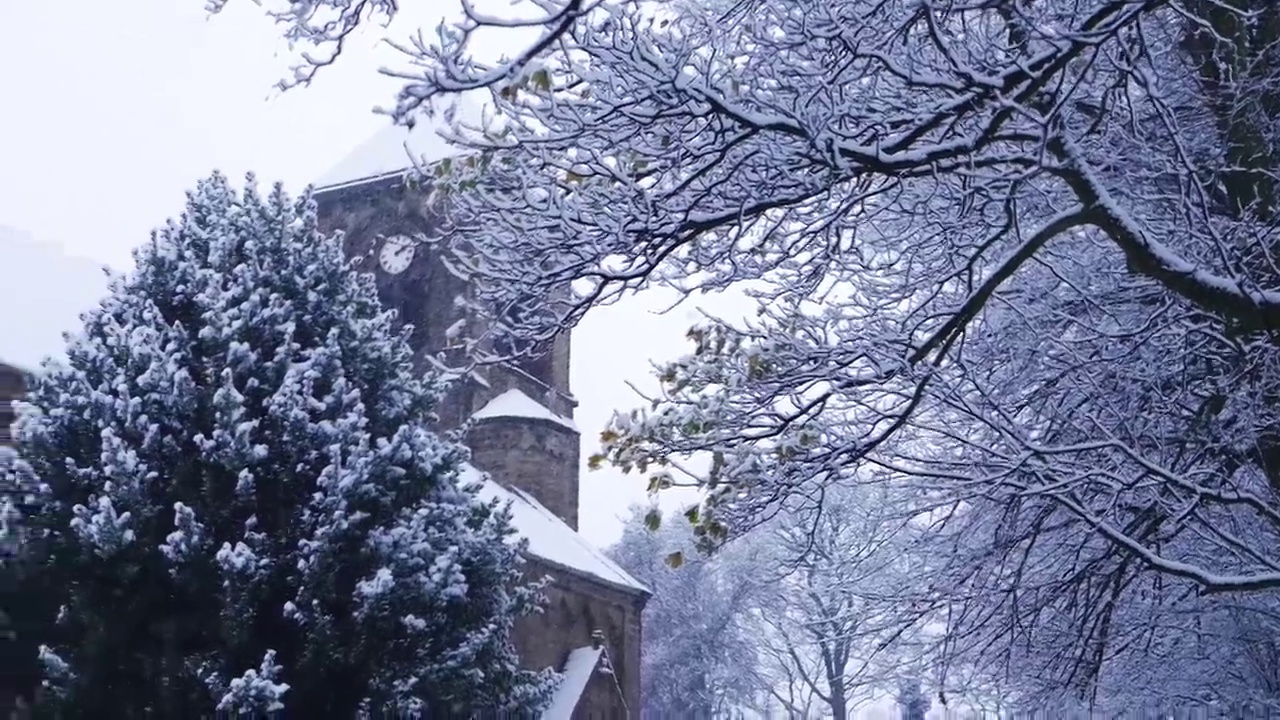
[1182,0,1280,494]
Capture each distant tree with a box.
[607,505,764,718]
[14,172,557,717]
[753,482,925,719]
[895,677,930,720]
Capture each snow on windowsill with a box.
[471,388,577,432]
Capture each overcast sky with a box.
[0,0,730,547]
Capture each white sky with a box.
[0,0,726,548]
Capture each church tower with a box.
[312,173,582,529]
[311,112,651,720]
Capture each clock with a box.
[378,234,416,275]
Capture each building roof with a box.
[539,645,606,720]
[472,388,577,432]
[465,464,649,595]
[315,95,488,193]
[0,361,29,382]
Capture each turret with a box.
[467,373,580,530]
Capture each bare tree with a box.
[607,506,766,717]
[221,0,1280,707]
[896,677,930,720]
[752,481,927,719]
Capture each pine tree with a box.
[15,172,558,717]
[0,444,43,571]
[1,444,50,714]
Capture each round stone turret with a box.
[467,385,581,530]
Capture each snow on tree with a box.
[895,677,930,720]
[751,480,931,719]
[0,446,42,570]
[13,172,557,716]
[607,505,764,717]
[221,0,1280,709]
[1,444,50,715]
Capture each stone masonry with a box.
[0,363,26,447]
[315,178,648,718]
[514,562,647,719]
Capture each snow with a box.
[355,566,396,598]
[314,94,488,192]
[215,540,261,574]
[216,649,290,713]
[0,446,40,564]
[160,501,205,569]
[465,464,649,594]
[472,388,578,432]
[539,645,604,720]
[69,493,135,557]
[38,645,72,681]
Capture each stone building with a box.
[0,362,24,447]
[0,112,649,717]
[313,117,651,719]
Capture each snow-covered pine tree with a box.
[14,172,558,717]
[0,444,43,571]
[1,445,50,715]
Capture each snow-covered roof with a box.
[465,464,649,595]
[315,95,488,192]
[472,388,577,432]
[539,645,604,720]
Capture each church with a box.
[311,117,652,719]
[0,114,650,718]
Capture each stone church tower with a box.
[313,118,650,719]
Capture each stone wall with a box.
[316,181,582,528]
[468,416,580,532]
[315,179,469,373]
[515,558,645,719]
[317,179,648,718]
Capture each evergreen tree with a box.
[0,444,42,569]
[15,172,557,717]
[1,444,50,714]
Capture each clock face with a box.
[378,234,416,275]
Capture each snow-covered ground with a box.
[0,225,113,369]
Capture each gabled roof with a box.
[472,388,578,432]
[464,464,649,595]
[314,119,454,192]
[539,645,606,720]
